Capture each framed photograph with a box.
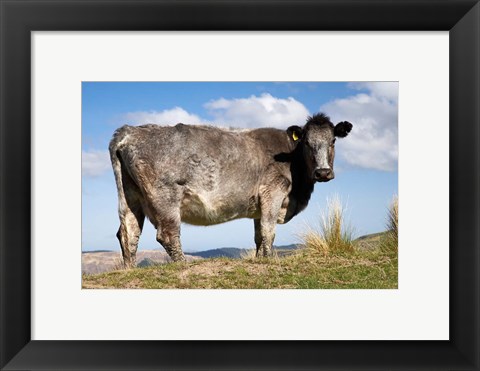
[1,1,479,370]
[80,80,399,290]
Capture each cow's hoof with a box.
[171,255,187,263]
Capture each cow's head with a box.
[287,113,352,182]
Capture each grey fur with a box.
[109,114,352,266]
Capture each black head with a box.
[287,113,353,182]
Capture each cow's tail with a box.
[109,125,130,214]
[109,126,142,268]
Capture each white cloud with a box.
[122,107,208,126]
[119,95,309,131]
[321,82,398,171]
[204,93,309,128]
[348,82,398,102]
[82,150,111,177]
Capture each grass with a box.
[380,195,399,254]
[83,195,398,289]
[301,195,355,256]
[82,246,397,289]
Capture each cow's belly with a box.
[180,190,259,226]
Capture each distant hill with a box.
[355,231,386,241]
[187,247,247,259]
[82,250,201,275]
[84,249,113,253]
[354,231,388,250]
[274,244,298,250]
[187,244,300,259]
[82,244,301,274]
[82,234,383,274]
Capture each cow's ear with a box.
[334,121,353,138]
[287,125,303,142]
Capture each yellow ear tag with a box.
[292,132,299,141]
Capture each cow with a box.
[109,113,352,267]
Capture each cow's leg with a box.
[254,218,275,257]
[254,219,262,256]
[255,218,276,257]
[155,211,186,262]
[256,188,285,257]
[116,191,145,269]
[141,183,186,263]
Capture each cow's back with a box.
[112,124,291,225]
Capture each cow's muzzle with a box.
[314,168,334,182]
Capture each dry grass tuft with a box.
[301,195,355,256]
[388,195,399,239]
[381,195,398,254]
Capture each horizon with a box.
[82,241,301,254]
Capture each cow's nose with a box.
[314,168,333,181]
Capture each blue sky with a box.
[82,82,398,252]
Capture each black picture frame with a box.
[1,1,479,370]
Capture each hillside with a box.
[187,247,248,259]
[354,232,388,250]
[82,244,300,274]
[82,250,201,275]
[186,244,299,259]
[82,233,397,289]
